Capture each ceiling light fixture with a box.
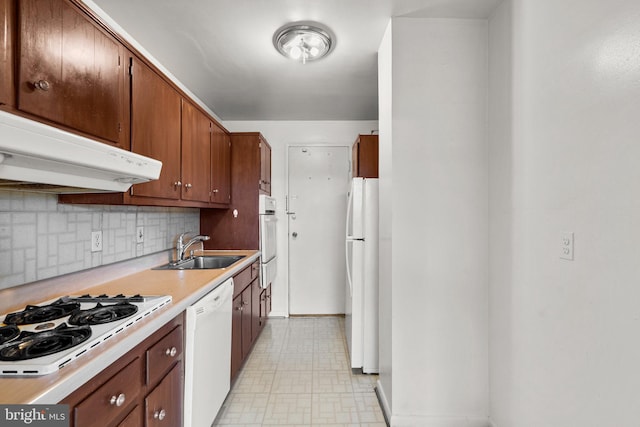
[273,23,334,64]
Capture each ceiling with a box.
[87,0,502,121]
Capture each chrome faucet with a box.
[176,232,210,262]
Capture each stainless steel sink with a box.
[153,255,245,270]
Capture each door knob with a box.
[292,232,298,238]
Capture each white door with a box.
[287,145,350,315]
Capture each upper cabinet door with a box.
[211,122,231,204]
[17,0,126,148]
[181,100,211,203]
[259,138,271,195]
[130,57,181,200]
[0,0,15,107]
[353,135,378,178]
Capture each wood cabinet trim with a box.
[0,0,15,107]
[68,0,228,134]
[61,314,184,427]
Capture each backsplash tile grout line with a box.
[0,191,199,290]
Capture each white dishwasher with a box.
[184,278,233,427]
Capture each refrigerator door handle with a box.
[345,239,353,297]
[345,180,355,296]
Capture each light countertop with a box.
[0,249,260,404]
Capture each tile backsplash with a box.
[0,191,200,290]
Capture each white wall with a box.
[223,121,378,316]
[378,17,489,426]
[489,0,640,426]
[377,20,394,417]
[487,0,514,424]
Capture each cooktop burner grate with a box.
[3,299,81,325]
[68,302,139,326]
[0,323,92,361]
[0,294,172,375]
[0,325,20,345]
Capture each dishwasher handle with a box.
[192,278,234,316]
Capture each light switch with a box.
[560,232,574,260]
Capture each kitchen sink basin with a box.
[154,255,245,270]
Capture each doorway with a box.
[287,145,350,315]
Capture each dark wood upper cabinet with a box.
[2,0,234,209]
[352,134,378,178]
[181,100,212,203]
[260,138,271,194]
[211,122,231,204]
[201,132,271,250]
[129,56,182,200]
[0,0,15,107]
[17,0,127,148]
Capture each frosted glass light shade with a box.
[273,24,333,64]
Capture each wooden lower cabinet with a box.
[259,284,272,332]
[252,278,262,340]
[230,260,268,381]
[62,315,183,427]
[74,357,143,427]
[145,363,182,427]
[118,406,142,427]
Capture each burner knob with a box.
[153,409,166,420]
[110,393,126,407]
[165,347,177,357]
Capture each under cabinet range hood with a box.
[0,111,162,193]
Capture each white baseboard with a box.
[268,311,289,318]
[389,415,490,427]
[375,379,391,426]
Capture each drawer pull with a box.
[109,393,126,407]
[34,80,51,91]
[165,347,177,357]
[153,409,166,421]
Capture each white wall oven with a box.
[259,195,277,288]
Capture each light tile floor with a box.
[213,316,386,426]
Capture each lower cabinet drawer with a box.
[146,326,183,387]
[233,264,253,297]
[145,362,182,427]
[74,357,142,427]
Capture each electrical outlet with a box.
[136,226,144,243]
[560,231,574,260]
[91,231,103,252]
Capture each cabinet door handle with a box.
[165,346,177,357]
[184,183,192,189]
[109,393,126,407]
[153,409,166,420]
[174,181,182,188]
[33,80,51,91]
[212,189,219,193]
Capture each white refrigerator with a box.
[345,177,379,374]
